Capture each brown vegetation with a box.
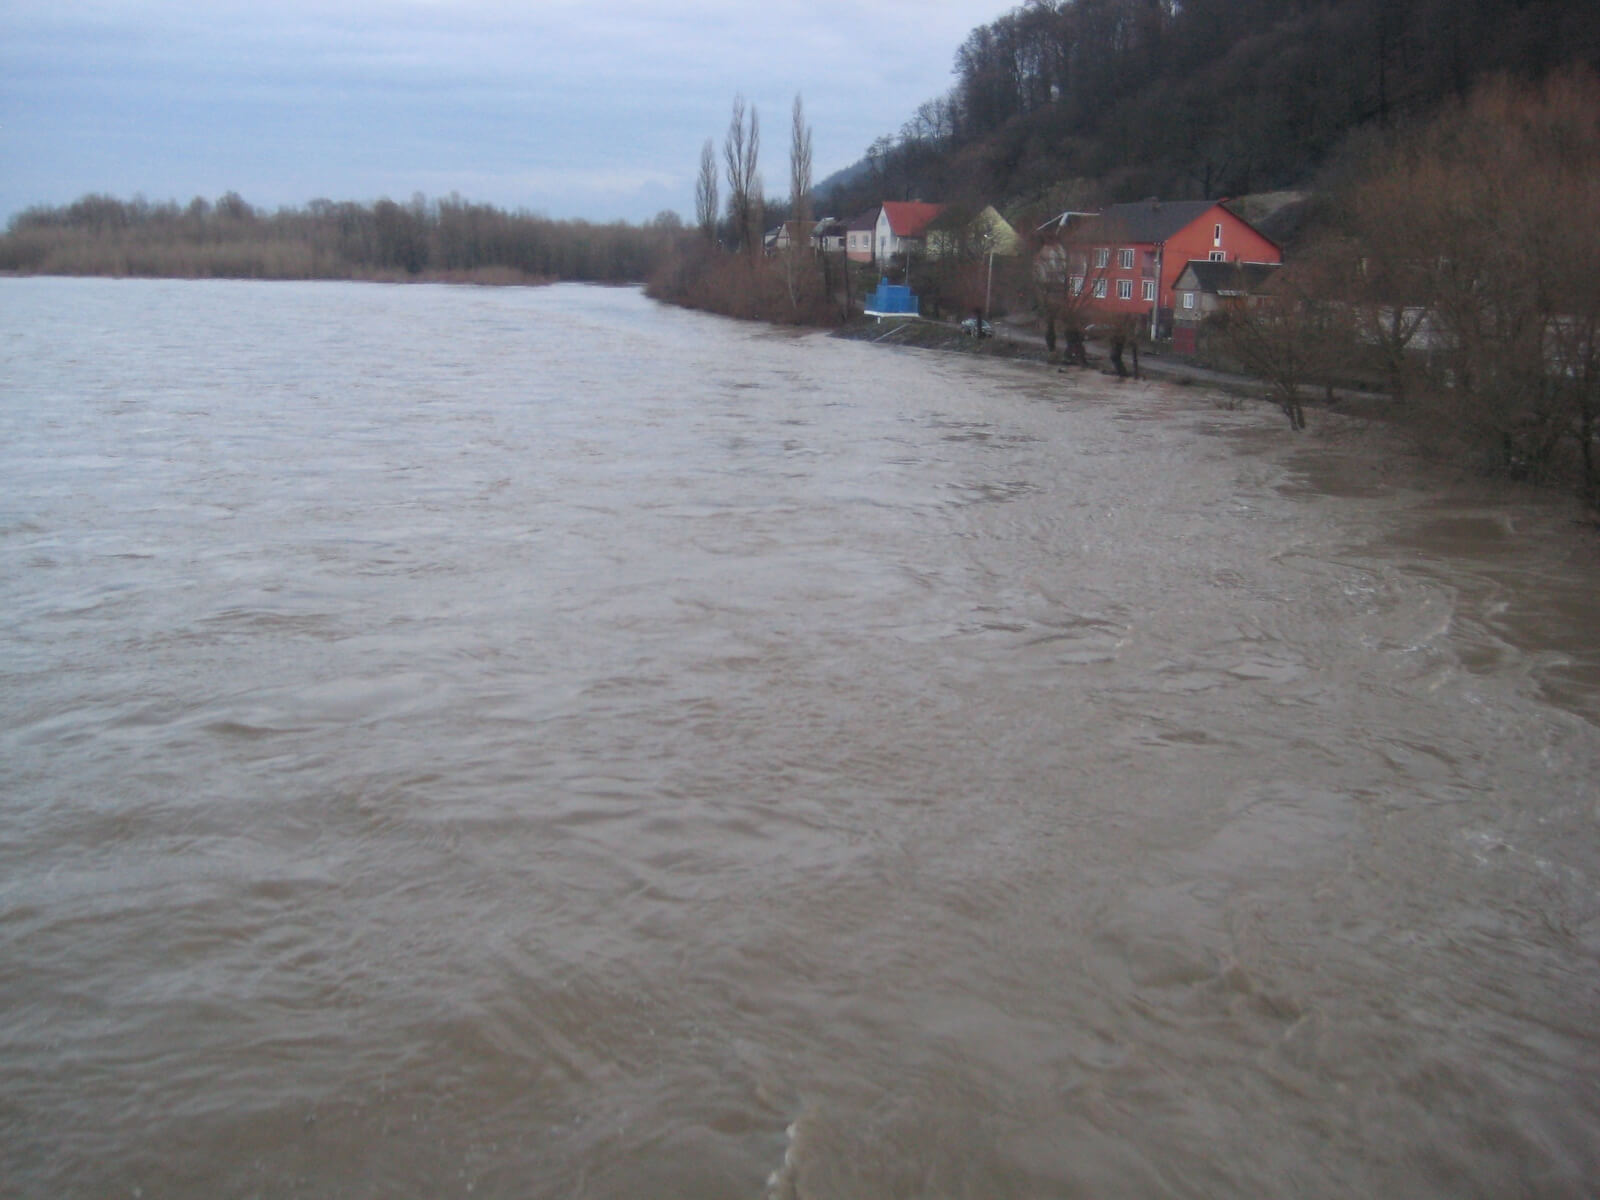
[1360,70,1600,505]
[646,244,843,327]
[1207,256,1355,429]
[0,192,676,284]
[1201,69,1600,505]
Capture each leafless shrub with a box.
[1336,68,1600,502]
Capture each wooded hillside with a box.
[821,0,1600,221]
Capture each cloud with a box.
[1,0,1019,223]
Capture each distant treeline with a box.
[822,0,1600,218]
[0,192,681,284]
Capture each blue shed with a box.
[864,277,919,318]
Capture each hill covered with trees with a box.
[818,0,1600,223]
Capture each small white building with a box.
[872,202,943,267]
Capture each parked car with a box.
[960,316,993,338]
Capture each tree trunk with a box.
[1579,404,1597,509]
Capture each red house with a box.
[1043,199,1281,334]
[873,201,944,267]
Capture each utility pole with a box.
[1150,245,1163,340]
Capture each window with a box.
[1209,250,1226,261]
[1182,292,1196,309]
[1094,248,1110,268]
[1142,280,1156,302]
[1117,279,1133,300]
[1213,223,1223,247]
[1070,275,1084,295]
[1118,248,1134,270]
[1092,278,1107,298]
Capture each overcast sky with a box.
[1,1,1022,225]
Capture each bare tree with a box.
[695,139,719,245]
[723,94,762,258]
[1032,230,1114,367]
[1341,68,1600,498]
[1338,188,1436,406]
[1209,261,1352,430]
[783,94,815,309]
[789,94,813,233]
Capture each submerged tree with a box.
[1032,214,1116,367]
[1209,259,1353,430]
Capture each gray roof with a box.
[846,208,879,233]
[1081,199,1220,244]
[1174,259,1281,294]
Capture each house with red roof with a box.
[1041,199,1281,335]
[873,202,944,267]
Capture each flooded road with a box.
[2,278,1597,1197]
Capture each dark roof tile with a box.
[1175,259,1281,294]
[1082,199,1220,244]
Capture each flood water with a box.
[2,277,1598,1198]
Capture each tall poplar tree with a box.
[695,139,719,244]
[789,94,813,234]
[723,94,762,257]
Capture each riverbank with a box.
[831,310,1600,534]
[832,313,1403,428]
[831,315,1050,362]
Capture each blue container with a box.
[865,277,919,316]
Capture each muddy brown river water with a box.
[2,278,1598,1197]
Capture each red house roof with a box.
[881,201,943,238]
[1072,199,1281,254]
